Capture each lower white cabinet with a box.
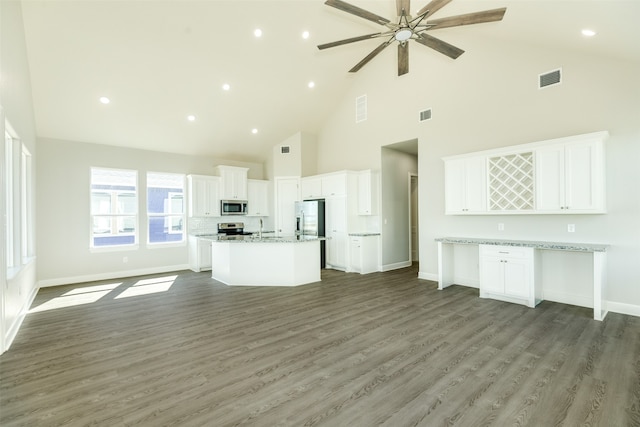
[479,244,540,308]
[188,236,212,272]
[348,235,379,274]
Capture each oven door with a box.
[221,200,248,215]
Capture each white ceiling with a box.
[20,0,640,163]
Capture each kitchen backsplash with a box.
[188,216,272,235]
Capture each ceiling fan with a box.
[318,0,506,76]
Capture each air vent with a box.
[356,94,367,123]
[539,68,562,89]
[281,146,290,154]
[419,108,432,122]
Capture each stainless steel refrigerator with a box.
[295,200,326,268]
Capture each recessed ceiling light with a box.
[187,115,196,122]
[99,96,110,104]
[582,29,596,37]
[308,81,315,88]
[252,128,258,134]
[302,31,310,39]
[222,83,231,91]
[254,28,262,38]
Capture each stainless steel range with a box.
[217,222,252,240]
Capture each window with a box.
[90,168,138,248]
[147,172,185,244]
[5,130,14,269]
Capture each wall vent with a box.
[539,68,562,89]
[356,94,367,123]
[419,108,432,122]
[280,145,290,154]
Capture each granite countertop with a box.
[348,232,381,237]
[435,237,608,252]
[206,235,326,244]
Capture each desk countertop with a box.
[435,237,608,252]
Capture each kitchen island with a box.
[208,235,323,286]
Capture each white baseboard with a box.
[418,271,438,282]
[381,261,412,272]
[38,264,191,288]
[543,290,594,309]
[3,284,39,355]
[606,301,640,318]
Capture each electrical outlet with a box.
[123,256,129,263]
[498,223,504,231]
[567,224,576,233]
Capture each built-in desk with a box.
[435,237,609,321]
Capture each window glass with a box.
[90,168,137,248]
[147,172,185,244]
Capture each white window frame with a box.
[146,172,186,246]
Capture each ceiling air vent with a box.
[356,94,367,123]
[281,146,290,154]
[539,68,562,89]
[419,108,432,122]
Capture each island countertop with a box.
[204,235,326,244]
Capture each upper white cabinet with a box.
[247,179,269,216]
[444,156,487,214]
[357,170,379,216]
[443,131,608,215]
[535,138,605,213]
[321,173,347,197]
[300,176,322,200]
[216,165,248,200]
[187,175,221,217]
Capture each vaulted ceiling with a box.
[20,0,640,163]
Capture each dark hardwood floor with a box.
[1,265,639,426]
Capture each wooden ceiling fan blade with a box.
[349,41,391,72]
[396,0,410,17]
[416,0,452,18]
[398,43,409,76]
[415,33,464,59]
[324,0,390,25]
[318,33,383,50]
[427,7,507,29]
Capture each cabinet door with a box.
[535,146,565,211]
[218,166,248,199]
[326,196,348,269]
[275,177,299,235]
[357,170,378,215]
[300,177,322,200]
[247,180,269,216]
[349,237,362,272]
[198,239,212,270]
[322,174,346,197]
[444,157,486,214]
[207,178,221,216]
[503,258,529,298]
[480,256,504,294]
[565,141,599,211]
[188,176,220,217]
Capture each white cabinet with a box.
[275,177,300,236]
[535,139,605,213]
[357,170,379,215]
[444,156,487,214]
[188,236,212,272]
[321,174,346,197]
[479,244,539,308]
[187,175,221,217]
[325,196,348,270]
[217,165,248,200]
[300,176,322,200]
[349,235,379,274]
[247,179,269,216]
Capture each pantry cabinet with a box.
[479,244,539,307]
[187,175,221,217]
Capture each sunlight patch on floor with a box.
[29,283,122,313]
[114,275,177,299]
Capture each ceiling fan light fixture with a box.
[395,29,412,42]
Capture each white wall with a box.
[35,138,263,285]
[0,0,39,353]
[316,34,640,313]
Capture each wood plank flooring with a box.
[1,265,639,426]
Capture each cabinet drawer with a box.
[480,244,531,259]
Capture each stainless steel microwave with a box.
[221,200,248,216]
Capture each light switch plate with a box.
[568,224,576,233]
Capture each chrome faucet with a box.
[259,218,263,239]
